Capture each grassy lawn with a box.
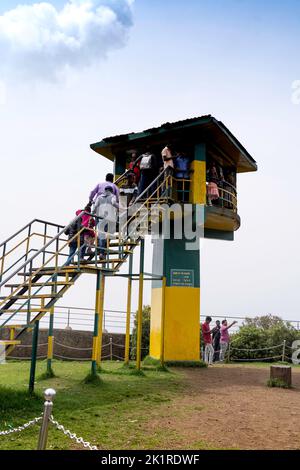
[0,360,185,450]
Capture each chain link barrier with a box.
[0,416,42,436]
[49,416,98,450]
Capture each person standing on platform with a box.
[128,150,141,185]
[174,152,190,179]
[202,316,214,365]
[119,171,138,207]
[161,145,175,177]
[207,162,220,206]
[138,151,158,196]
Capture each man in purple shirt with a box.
[89,173,120,203]
[219,319,237,362]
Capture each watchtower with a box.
[92,115,258,362]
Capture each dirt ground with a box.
[149,364,300,450]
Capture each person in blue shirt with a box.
[174,152,190,179]
[174,152,190,202]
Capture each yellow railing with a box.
[214,184,238,212]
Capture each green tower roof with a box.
[90,114,257,173]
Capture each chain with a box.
[0,416,42,436]
[50,416,98,450]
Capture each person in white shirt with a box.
[94,186,119,259]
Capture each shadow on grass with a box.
[83,373,103,386]
[0,386,42,414]
[38,368,56,381]
[99,364,146,377]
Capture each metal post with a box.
[160,276,166,368]
[282,340,286,362]
[0,242,6,288]
[29,320,40,394]
[37,388,56,450]
[42,223,47,265]
[110,337,113,361]
[91,272,101,376]
[96,274,105,366]
[47,277,56,374]
[136,238,145,370]
[67,309,71,329]
[27,260,33,325]
[47,308,54,374]
[124,254,133,365]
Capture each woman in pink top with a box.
[219,319,237,362]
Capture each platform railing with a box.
[206,182,237,212]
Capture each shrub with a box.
[267,378,291,389]
[230,315,300,362]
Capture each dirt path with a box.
[147,365,300,450]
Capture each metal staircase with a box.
[0,169,172,355]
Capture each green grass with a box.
[0,360,186,450]
[267,378,291,389]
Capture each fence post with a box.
[282,340,286,362]
[29,320,40,395]
[110,337,113,361]
[37,388,56,450]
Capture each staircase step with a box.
[0,294,59,300]
[18,269,77,277]
[109,241,139,247]
[6,282,74,288]
[0,340,21,346]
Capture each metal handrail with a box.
[216,185,237,212]
[114,154,144,186]
[120,171,170,236]
[0,213,84,290]
[0,227,86,327]
[0,232,67,264]
[0,219,64,249]
[134,168,168,204]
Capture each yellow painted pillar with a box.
[150,143,206,363]
[190,143,206,204]
[136,239,145,370]
[96,274,106,366]
[159,277,166,367]
[124,254,133,365]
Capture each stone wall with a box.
[0,328,127,361]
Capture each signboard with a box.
[170,269,194,287]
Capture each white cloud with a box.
[0,0,134,80]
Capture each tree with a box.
[230,315,300,361]
[130,305,151,360]
[244,314,288,330]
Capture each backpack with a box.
[140,153,153,170]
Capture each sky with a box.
[0,0,300,327]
